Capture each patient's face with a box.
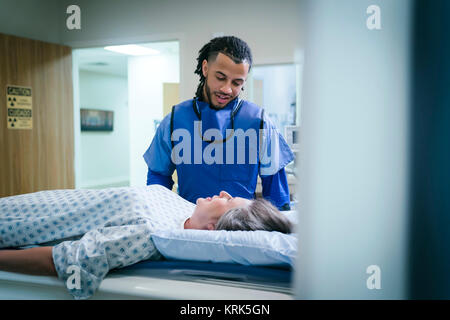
[189,191,251,230]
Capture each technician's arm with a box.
[0,246,57,276]
[261,168,291,211]
[147,168,174,190]
[143,112,176,188]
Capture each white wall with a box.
[1,0,303,189]
[57,0,303,187]
[0,0,61,43]
[78,70,129,188]
[58,0,304,101]
[294,0,411,299]
[128,52,179,186]
[1,0,304,92]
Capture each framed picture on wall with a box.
[80,109,114,131]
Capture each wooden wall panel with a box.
[163,82,180,191]
[0,33,74,197]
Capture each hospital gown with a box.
[0,185,195,299]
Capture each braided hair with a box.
[194,36,253,100]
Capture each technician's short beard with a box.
[204,79,220,110]
[203,76,238,110]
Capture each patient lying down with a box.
[0,185,292,299]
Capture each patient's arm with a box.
[0,246,57,276]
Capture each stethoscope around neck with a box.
[193,98,244,144]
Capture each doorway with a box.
[73,41,180,189]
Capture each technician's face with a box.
[191,191,251,230]
[202,52,249,109]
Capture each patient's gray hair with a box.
[216,199,293,234]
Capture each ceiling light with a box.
[104,45,160,56]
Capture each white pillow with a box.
[151,229,297,268]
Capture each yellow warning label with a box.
[6,85,32,129]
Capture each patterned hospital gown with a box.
[0,185,195,299]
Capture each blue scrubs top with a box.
[143,98,294,210]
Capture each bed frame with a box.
[0,260,293,300]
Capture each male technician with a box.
[143,36,294,210]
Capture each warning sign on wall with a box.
[6,85,33,130]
